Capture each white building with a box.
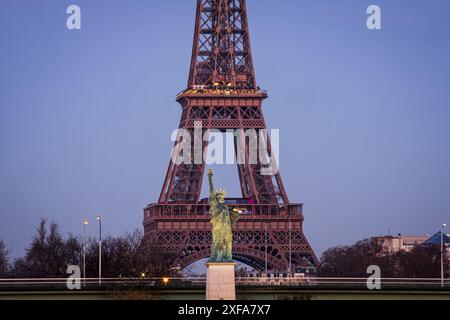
[371,233,450,255]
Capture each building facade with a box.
[372,233,450,256]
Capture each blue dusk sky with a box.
[0,0,449,260]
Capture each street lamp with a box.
[442,223,447,288]
[96,216,102,286]
[83,219,89,286]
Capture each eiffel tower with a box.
[144,0,318,272]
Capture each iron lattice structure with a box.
[144,0,318,272]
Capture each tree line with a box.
[0,220,447,278]
[317,239,448,278]
[0,218,175,279]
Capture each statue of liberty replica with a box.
[207,169,239,262]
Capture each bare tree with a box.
[135,235,177,278]
[0,239,9,277]
[392,245,444,278]
[84,235,136,278]
[318,239,447,278]
[11,219,80,278]
[10,220,177,279]
[82,229,176,279]
[318,239,382,277]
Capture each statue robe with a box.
[208,173,239,262]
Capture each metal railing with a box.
[144,203,303,219]
[177,88,268,99]
[0,276,449,291]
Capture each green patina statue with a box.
[208,169,239,262]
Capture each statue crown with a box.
[215,189,227,197]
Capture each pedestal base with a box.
[205,262,237,300]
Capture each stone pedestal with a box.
[205,262,237,300]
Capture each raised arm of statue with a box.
[208,168,214,197]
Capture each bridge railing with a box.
[235,276,450,289]
[0,277,449,291]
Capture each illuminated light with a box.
[141,273,146,278]
[163,277,170,285]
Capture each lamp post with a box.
[96,216,102,286]
[83,219,89,286]
[442,224,445,287]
